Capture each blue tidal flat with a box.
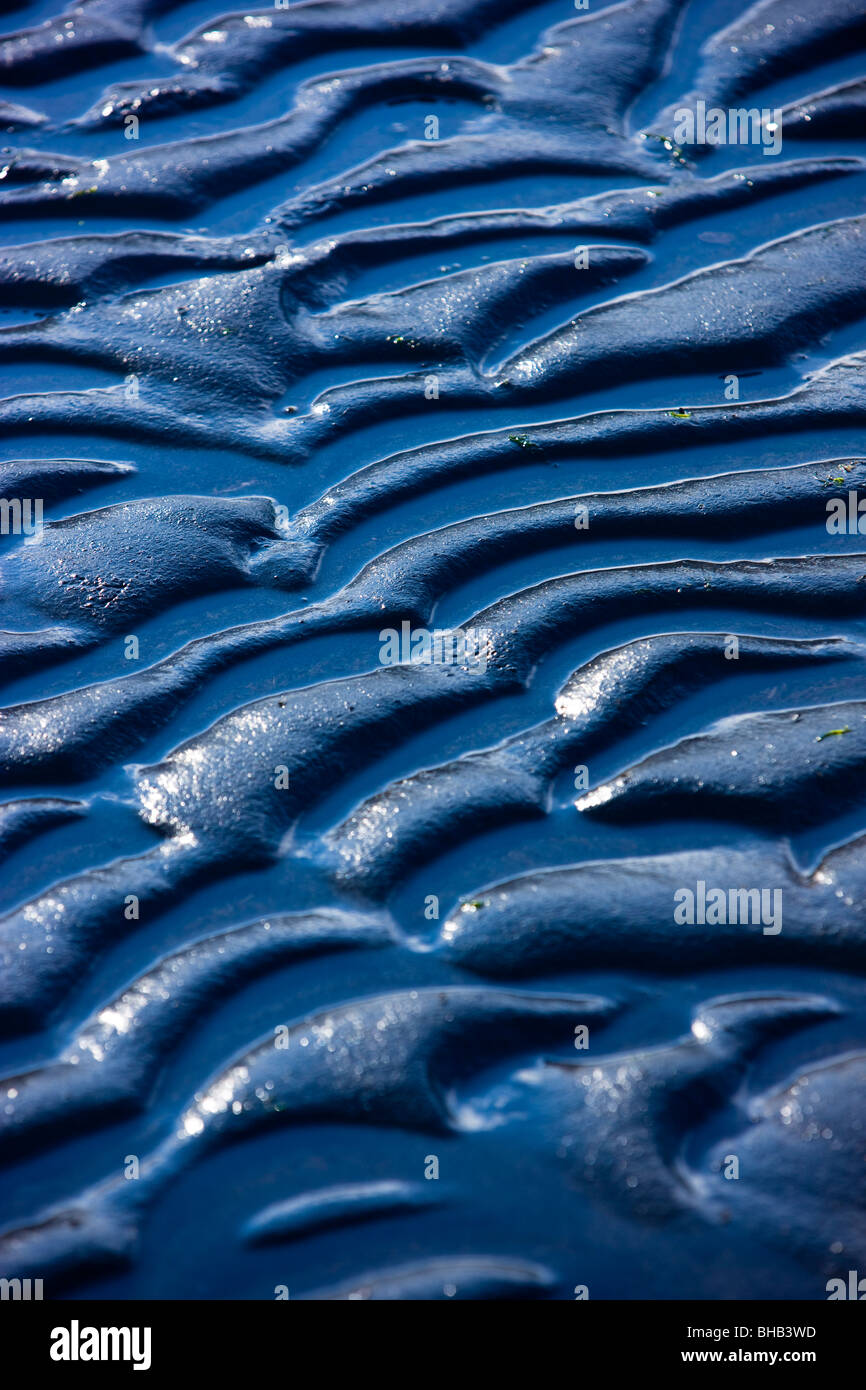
[1,0,866,1303]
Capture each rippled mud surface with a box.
[1,0,865,1301]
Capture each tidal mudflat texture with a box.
[0,0,865,1301]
